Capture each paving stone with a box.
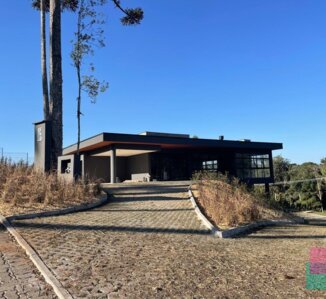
[0,224,56,299]
[11,182,326,298]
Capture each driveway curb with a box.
[0,214,73,299]
[188,188,305,238]
[7,193,108,222]
[0,194,109,299]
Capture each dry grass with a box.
[0,158,102,216]
[193,171,283,228]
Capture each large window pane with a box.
[202,160,218,171]
[235,153,271,179]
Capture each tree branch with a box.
[111,0,143,25]
[111,0,129,16]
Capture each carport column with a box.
[110,146,116,184]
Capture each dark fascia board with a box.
[63,132,283,155]
[102,133,283,150]
[63,133,105,155]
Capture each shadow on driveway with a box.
[13,221,211,236]
[108,195,189,203]
[91,208,195,213]
[237,216,326,239]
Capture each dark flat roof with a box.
[62,132,283,155]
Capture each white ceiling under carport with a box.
[92,149,158,157]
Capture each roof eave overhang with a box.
[62,132,283,155]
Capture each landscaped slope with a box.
[193,172,283,228]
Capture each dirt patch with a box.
[0,241,16,251]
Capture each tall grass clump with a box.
[0,158,101,206]
[192,171,282,227]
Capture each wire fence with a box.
[272,177,326,186]
[0,147,32,164]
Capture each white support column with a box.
[80,154,85,181]
[110,147,116,184]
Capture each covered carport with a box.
[84,145,160,183]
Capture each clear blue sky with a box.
[0,0,325,164]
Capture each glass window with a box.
[202,160,218,171]
[235,153,270,179]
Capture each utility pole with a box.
[0,147,3,159]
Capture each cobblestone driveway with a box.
[0,225,55,299]
[11,183,326,298]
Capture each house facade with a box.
[58,131,282,187]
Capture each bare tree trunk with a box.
[41,0,50,120]
[77,66,81,157]
[75,3,82,179]
[49,0,63,170]
[75,64,81,180]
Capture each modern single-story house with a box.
[57,131,282,187]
